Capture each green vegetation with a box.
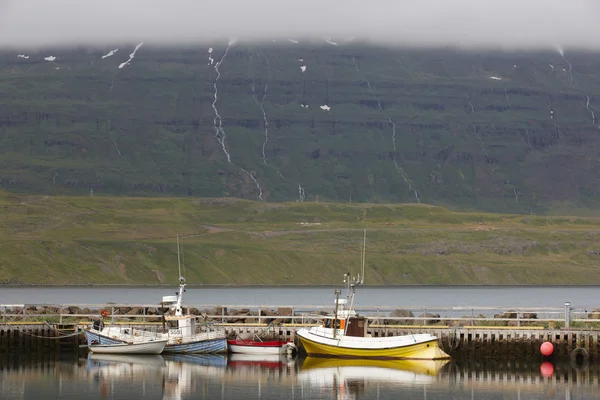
[1,44,600,213]
[2,192,600,285]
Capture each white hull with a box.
[300,326,439,350]
[228,343,289,355]
[89,339,168,355]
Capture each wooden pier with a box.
[1,302,599,364]
[222,323,599,363]
[0,322,84,354]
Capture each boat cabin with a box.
[164,315,196,337]
[344,316,366,337]
[162,293,195,337]
[323,315,367,338]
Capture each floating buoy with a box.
[540,361,554,377]
[540,341,554,356]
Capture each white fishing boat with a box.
[157,277,227,354]
[84,282,227,354]
[85,318,167,349]
[86,236,227,354]
[88,339,168,355]
[296,230,451,360]
[158,235,227,354]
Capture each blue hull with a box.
[84,330,126,346]
[163,338,227,354]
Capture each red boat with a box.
[227,339,296,355]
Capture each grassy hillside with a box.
[1,43,600,213]
[2,191,600,285]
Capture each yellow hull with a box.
[301,356,449,376]
[299,335,450,360]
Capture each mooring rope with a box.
[44,321,83,335]
[17,328,84,340]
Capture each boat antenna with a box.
[181,237,186,280]
[177,234,182,280]
[360,228,366,285]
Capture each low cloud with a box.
[1,0,599,50]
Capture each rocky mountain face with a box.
[1,41,600,213]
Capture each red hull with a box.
[227,339,290,348]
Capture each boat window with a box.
[167,320,178,329]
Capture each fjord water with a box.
[1,286,600,308]
[1,353,598,400]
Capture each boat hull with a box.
[85,329,127,346]
[88,339,168,355]
[227,339,292,355]
[297,328,450,360]
[163,337,227,354]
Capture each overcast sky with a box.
[1,0,599,50]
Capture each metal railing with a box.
[2,303,599,329]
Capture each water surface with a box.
[1,286,599,310]
[0,353,597,400]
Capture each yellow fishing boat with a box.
[297,230,451,360]
[297,325,449,359]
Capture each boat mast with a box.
[342,229,366,334]
[175,234,186,316]
[333,289,341,338]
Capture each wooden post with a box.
[0,326,7,350]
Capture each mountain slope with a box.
[2,193,600,285]
[1,41,600,213]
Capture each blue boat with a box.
[159,276,227,354]
[86,236,228,354]
[162,333,227,354]
[158,236,228,354]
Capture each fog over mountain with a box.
[1,0,599,50]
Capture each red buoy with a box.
[540,361,554,377]
[540,341,554,356]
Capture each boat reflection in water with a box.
[86,352,228,400]
[228,353,295,369]
[3,352,598,399]
[86,353,167,398]
[298,357,449,399]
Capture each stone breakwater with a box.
[5,305,600,327]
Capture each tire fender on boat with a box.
[284,342,297,356]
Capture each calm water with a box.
[1,286,600,309]
[0,353,598,400]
